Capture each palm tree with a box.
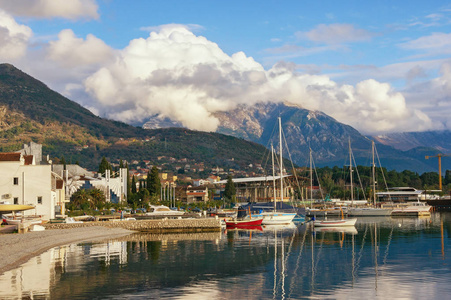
[71,189,90,209]
[89,188,106,210]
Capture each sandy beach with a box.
[0,226,135,275]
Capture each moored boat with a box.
[225,218,263,228]
[347,207,391,216]
[391,201,431,216]
[313,218,357,227]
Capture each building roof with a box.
[215,175,291,184]
[0,153,21,162]
[187,186,208,191]
[24,155,34,165]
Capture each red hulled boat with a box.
[225,218,263,228]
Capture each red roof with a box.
[0,153,21,162]
[24,155,33,165]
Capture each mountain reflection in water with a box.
[1,213,451,299]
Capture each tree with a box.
[60,156,67,170]
[147,166,161,197]
[126,162,131,199]
[131,175,137,194]
[71,189,90,209]
[98,156,112,175]
[224,175,236,202]
[89,188,106,210]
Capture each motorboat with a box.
[145,205,185,216]
[391,201,432,216]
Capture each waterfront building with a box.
[0,151,65,220]
[376,187,425,203]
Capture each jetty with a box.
[42,218,222,233]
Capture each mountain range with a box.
[145,102,451,173]
[0,63,449,174]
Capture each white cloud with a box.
[81,25,435,134]
[0,9,32,60]
[47,29,115,68]
[398,32,451,56]
[0,0,98,20]
[296,23,375,44]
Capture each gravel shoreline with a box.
[0,226,135,275]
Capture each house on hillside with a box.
[193,179,208,187]
[0,151,65,220]
[186,186,209,203]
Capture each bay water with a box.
[1,212,451,299]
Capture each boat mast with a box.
[372,141,376,206]
[279,117,283,206]
[271,143,277,212]
[310,148,313,201]
[349,138,354,205]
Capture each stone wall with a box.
[43,218,221,232]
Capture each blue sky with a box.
[1,0,451,134]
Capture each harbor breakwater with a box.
[42,218,222,233]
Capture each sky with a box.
[0,0,451,135]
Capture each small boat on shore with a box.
[225,218,263,228]
[145,205,185,216]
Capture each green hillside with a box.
[0,64,270,170]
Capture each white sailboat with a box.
[348,141,391,216]
[261,117,296,225]
[314,138,357,227]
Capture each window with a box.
[13,177,18,185]
[13,197,18,204]
[37,196,42,204]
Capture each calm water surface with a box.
[1,212,451,299]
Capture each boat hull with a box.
[314,218,357,227]
[0,204,35,213]
[347,208,391,216]
[225,218,263,228]
[261,212,297,225]
[391,202,432,216]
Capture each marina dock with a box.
[42,218,222,233]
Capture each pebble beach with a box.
[0,226,134,274]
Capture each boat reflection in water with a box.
[1,213,451,299]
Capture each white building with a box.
[0,152,65,220]
[53,165,127,204]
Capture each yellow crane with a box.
[425,153,451,190]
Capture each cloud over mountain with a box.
[0,9,32,59]
[0,4,446,135]
[80,25,434,134]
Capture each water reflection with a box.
[1,213,451,299]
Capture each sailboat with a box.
[347,141,391,216]
[261,117,297,225]
[314,138,357,227]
